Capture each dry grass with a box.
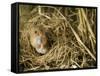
[19,5,96,72]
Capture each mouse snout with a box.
[34,35,47,54]
[35,36,42,45]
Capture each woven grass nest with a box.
[19,5,96,72]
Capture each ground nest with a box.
[19,5,96,72]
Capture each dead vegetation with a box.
[19,4,97,72]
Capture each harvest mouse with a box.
[29,26,48,54]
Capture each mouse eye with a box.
[34,30,37,34]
